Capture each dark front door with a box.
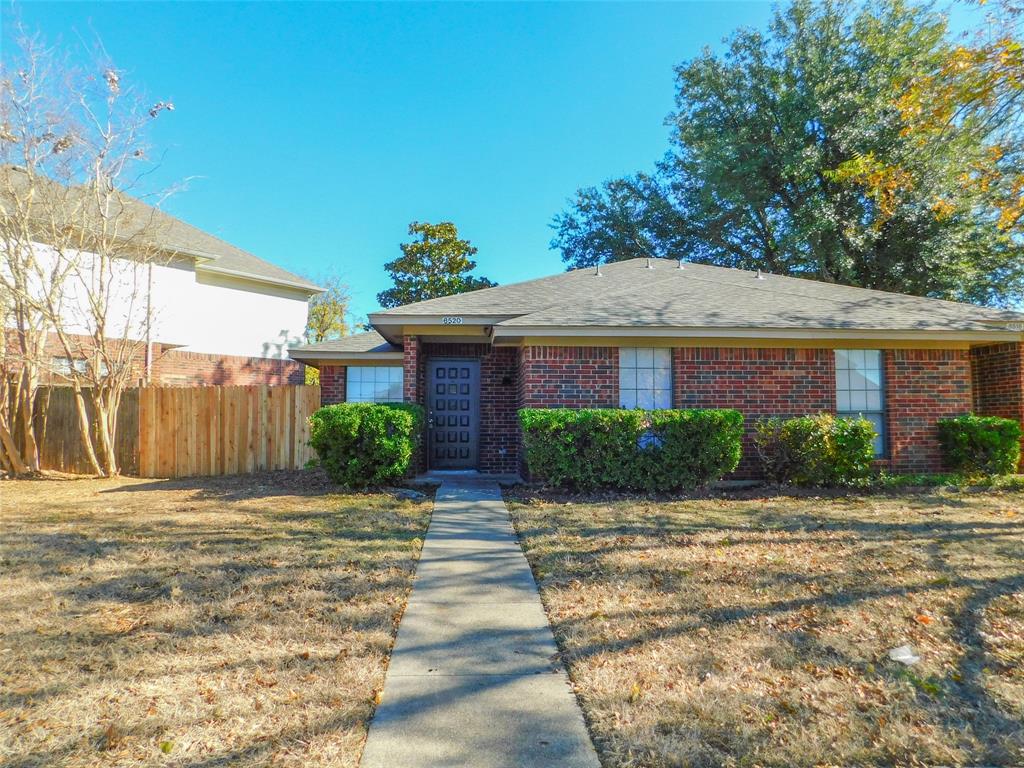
[427,359,480,469]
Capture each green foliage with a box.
[377,221,496,309]
[552,0,1024,307]
[754,414,876,486]
[937,415,1022,477]
[518,408,743,492]
[308,403,424,488]
[305,275,350,344]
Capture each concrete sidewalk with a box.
[360,478,600,768]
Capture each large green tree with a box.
[552,0,1024,307]
[377,221,496,309]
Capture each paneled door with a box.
[427,359,480,469]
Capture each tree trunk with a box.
[0,375,29,474]
[0,422,29,475]
[93,387,119,476]
[71,384,104,477]
[16,369,41,472]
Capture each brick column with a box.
[403,335,421,404]
[319,365,346,405]
[402,336,425,473]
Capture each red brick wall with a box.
[971,342,1024,422]
[519,345,617,408]
[971,342,1024,471]
[13,332,304,386]
[480,347,520,474]
[152,345,304,386]
[403,335,420,404]
[672,347,836,474]
[883,349,972,473]
[320,365,346,404]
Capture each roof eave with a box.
[196,263,324,294]
[491,325,1024,343]
[287,349,403,363]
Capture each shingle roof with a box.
[372,258,1023,332]
[290,330,400,355]
[1,165,321,293]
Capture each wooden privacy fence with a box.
[28,384,321,478]
[137,385,321,478]
[24,386,140,475]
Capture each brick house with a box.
[288,258,1024,476]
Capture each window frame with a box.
[52,357,88,377]
[345,365,404,404]
[618,347,673,410]
[834,349,887,458]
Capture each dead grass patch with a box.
[0,470,431,767]
[507,490,1024,767]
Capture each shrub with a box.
[937,415,1022,476]
[309,402,424,488]
[518,408,743,492]
[754,414,876,486]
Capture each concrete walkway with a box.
[360,477,600,768]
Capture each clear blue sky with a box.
[5,1,980,321]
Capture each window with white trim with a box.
[619,347,672,409]
[835,349,885,456]
[52,357,110,378]
[346,366,404,403]
[52,357,87,377]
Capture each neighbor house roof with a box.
[290,330,403,360]
[369,258,1024,336]
[1,165,321,294]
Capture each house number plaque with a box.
[442,316,464,325]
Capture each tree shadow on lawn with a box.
[509,492,1024,767]
[97,467,357,500]
[0,473,432,767]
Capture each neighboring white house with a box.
[3,167,322,385]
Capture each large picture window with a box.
[346,366,403,403]
[619,347,672,409]
[835,349,885,456]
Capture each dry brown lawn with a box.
[0,471,431,767]
[507,490,1024,768]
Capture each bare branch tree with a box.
[1,26,175,476]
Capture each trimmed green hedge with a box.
[309,402,424,488]
[937,415,1022,476]
[754,414,876,487]
[519,408,743,492]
